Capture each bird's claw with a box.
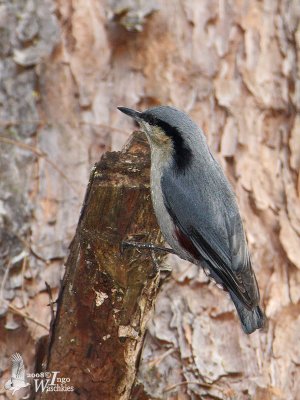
[121,240,176,255]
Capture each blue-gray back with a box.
[161,142,260,309]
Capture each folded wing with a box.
[161,170,260,310]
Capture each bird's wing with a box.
[228,213,260,303]
[161,170,260,309]
[11,353,26,381]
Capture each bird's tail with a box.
[229,291,266,334]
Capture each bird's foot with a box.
[121,240,176,255]
[121,240,173,277]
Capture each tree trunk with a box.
[34,132,164,399]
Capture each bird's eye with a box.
[141,113,157,126]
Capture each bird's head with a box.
[118,105,198,171]
[4,379,12,390]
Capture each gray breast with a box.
[149,147,191,258]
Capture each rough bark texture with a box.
[1,0,300,399]
[34,132,163,399]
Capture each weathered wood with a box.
[36,131,163,399]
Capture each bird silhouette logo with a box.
[4,353,30,396]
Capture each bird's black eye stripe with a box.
[163,124,192,172]
[140,113,158,126]
[141,113,192,172]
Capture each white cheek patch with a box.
[138,121,173,155]
[141,121,152,136]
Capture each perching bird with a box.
[4,353,30,395]
[118,105,265,334]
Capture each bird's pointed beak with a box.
[117,107,142,121]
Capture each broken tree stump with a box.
[36,132,164,400]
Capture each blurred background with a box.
[0,0,299,399]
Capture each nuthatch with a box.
[118,105,265,334]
